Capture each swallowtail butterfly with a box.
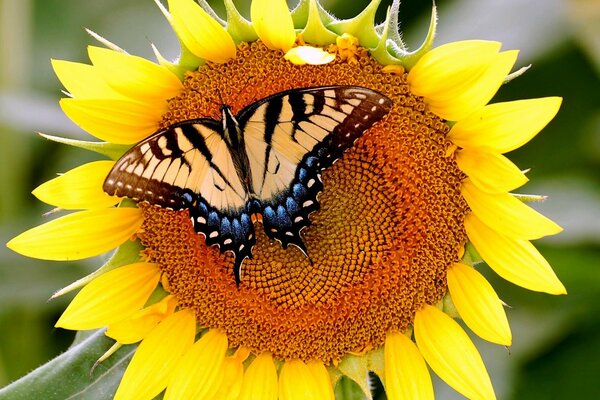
[103,85,392,283]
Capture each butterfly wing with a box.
[103,120,256,266]
[239,85,393,252]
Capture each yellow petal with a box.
[462,179,563,240]
[7,208,143,260]
[238,352,278,400]
[211,348,249,400]
[414,305,496,400]
[426,50,518,121]
[455,148,528,193]
[106,295,178,344]
[384,331,434,400]
[447,263,512,345]
[306,360,335,400]
[114,309,196,400]
[279,359,315,400]
[448,97,562,153]
[87,46,183,101]
[51,59,126,99]
[32,161,120,209]
[60,98,162,144]
[409,40,502,96]
[251,0,296,52]
[55,262,160,330]
[165,329,229,400]
[465,213,567,294]
[284,46,335,65]
[167,0,236,63]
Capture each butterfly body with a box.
[104,86,392,283]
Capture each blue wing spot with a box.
[276,205,292,226]
[231,218,243,242]
[292,183,307,201]
[208,211,220,228]
[197,202,208,216]
[220,217,232,237]
[285,197,300,215]
[305,156,318,168]
[298,167,308,182]
[182,192,195,205]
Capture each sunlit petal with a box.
[251,0,296,52]
[279,359,328,400]
[32,161,119,209]
[51,59,126,99]
[462,179,563,240]
[7,208,143,260]
[165,329,228,400]
[284,46,336,65]
[60,98,162,144]
[384,331,434,400]
[414,305,496,400]
[447,262,512,345]
[88,46,183,101]
[238,352,278,400]
[448,97,563,153]
[167,0,236,62]
[455,148,528,193]
[106,295,178,344]
[424,50,518,121]
[465,213,567,295]
[56,262,160,330]
[114,309,196,400]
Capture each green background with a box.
[0,0,599,398]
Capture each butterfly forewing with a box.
[237,85,393,252]
[103,85,392,284]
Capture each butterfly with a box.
[103,85,392,283]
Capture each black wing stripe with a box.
[178,124,242,196]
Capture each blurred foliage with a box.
[0,0,598,399]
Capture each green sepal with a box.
[85,28,126,53]
[388,4,438,70]
[49,237,144,300]
[300,0,338,45]
[224,0,258,43]
[337,354,373,400]
[327,0,382,49]
[151,43,193,81]
[334,376,369,400]
[464,241,483,264]
[39,133,131,161]
[442,291,460,318]
[370,7,403,66]
[196,0,226,26]
[291,0,310,28]
[365,345,384,381]
[0,330,136,400]
[513,193,548,202]
[292,0,336,29]
[386,0,406,51]
[153,0,204,73]
[505,64,531,84]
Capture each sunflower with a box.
[7,0,566,399]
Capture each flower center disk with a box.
[139,42,469,363]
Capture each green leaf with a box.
[0,330,135,400]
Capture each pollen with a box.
[141,42,469,363]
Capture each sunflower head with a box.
[7,0,565,399]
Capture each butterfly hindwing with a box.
[238,85,393,250]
